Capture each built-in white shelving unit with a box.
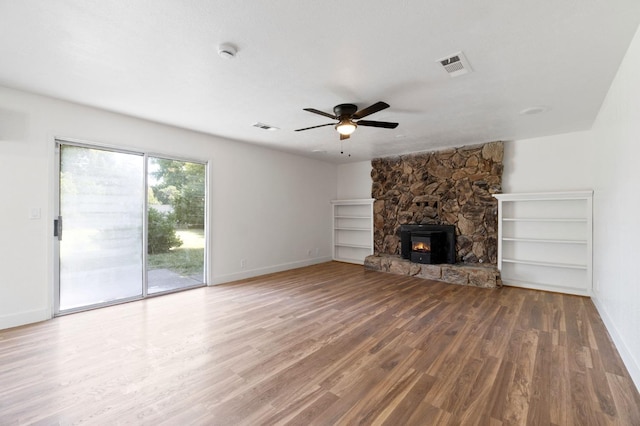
[493,191,593,296]
[331,199,374,265]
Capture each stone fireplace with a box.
[364,141,504,288]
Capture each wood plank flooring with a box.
[0,262,638,425]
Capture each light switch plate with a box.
[29,208,41,220]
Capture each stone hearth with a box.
[365,254,502,288]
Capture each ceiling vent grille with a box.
[252,122,279,131]
[437,51,472,77]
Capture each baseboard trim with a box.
[0,308,51,331]
[591,295,640,392]
[210,257,332,285]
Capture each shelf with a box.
[332,199,374,264]
[334,243,372,249]
[494,191,593,295]
[493,191,593,202]
[331,199,375,205]
[334,257,366,265]
[502,258,587,270]
[500,278,590,296]
[502,237,587,244]
[502,218,587,223]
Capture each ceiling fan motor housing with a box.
[334,104,358,118]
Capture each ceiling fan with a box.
[295,101,398,140]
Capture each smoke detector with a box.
[218,43,237,59]
[437,51,472,77]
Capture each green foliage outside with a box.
[147,207,183,254]
[147,158,205,275]
[149,159,205,228]
[147,229,204,275]
[147,248,204,275]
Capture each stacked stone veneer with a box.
[366,141,504,288]
[364,255,502,288]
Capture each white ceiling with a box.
[1,1,639,163]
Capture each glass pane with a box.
[147,157,205,294]
[59,145,144,311]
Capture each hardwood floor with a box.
[1,262,638,425]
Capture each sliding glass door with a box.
[55,142,206,314]
[57,144,145,311]
[147,157,206,294]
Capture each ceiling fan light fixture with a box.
[336,119,356,135]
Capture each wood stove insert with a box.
[410,231,445,264]
[400,224,456,264]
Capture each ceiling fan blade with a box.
[303,108,337,119]
[340,133,350,141]
[356,120,399,129]
[352,101,390,119]
[294,123,335,132]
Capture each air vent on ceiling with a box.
[252,122,279,131]
[437,51,472,77]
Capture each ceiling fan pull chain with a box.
[339,141,351,157]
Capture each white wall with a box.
[503,131,594,193]
[340,135,597,199]
[0,86,336,330]
[590,25,640,390]
[336,161,372,199]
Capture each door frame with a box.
[53,138,209,316]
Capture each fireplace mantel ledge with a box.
[364,254,502,288]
